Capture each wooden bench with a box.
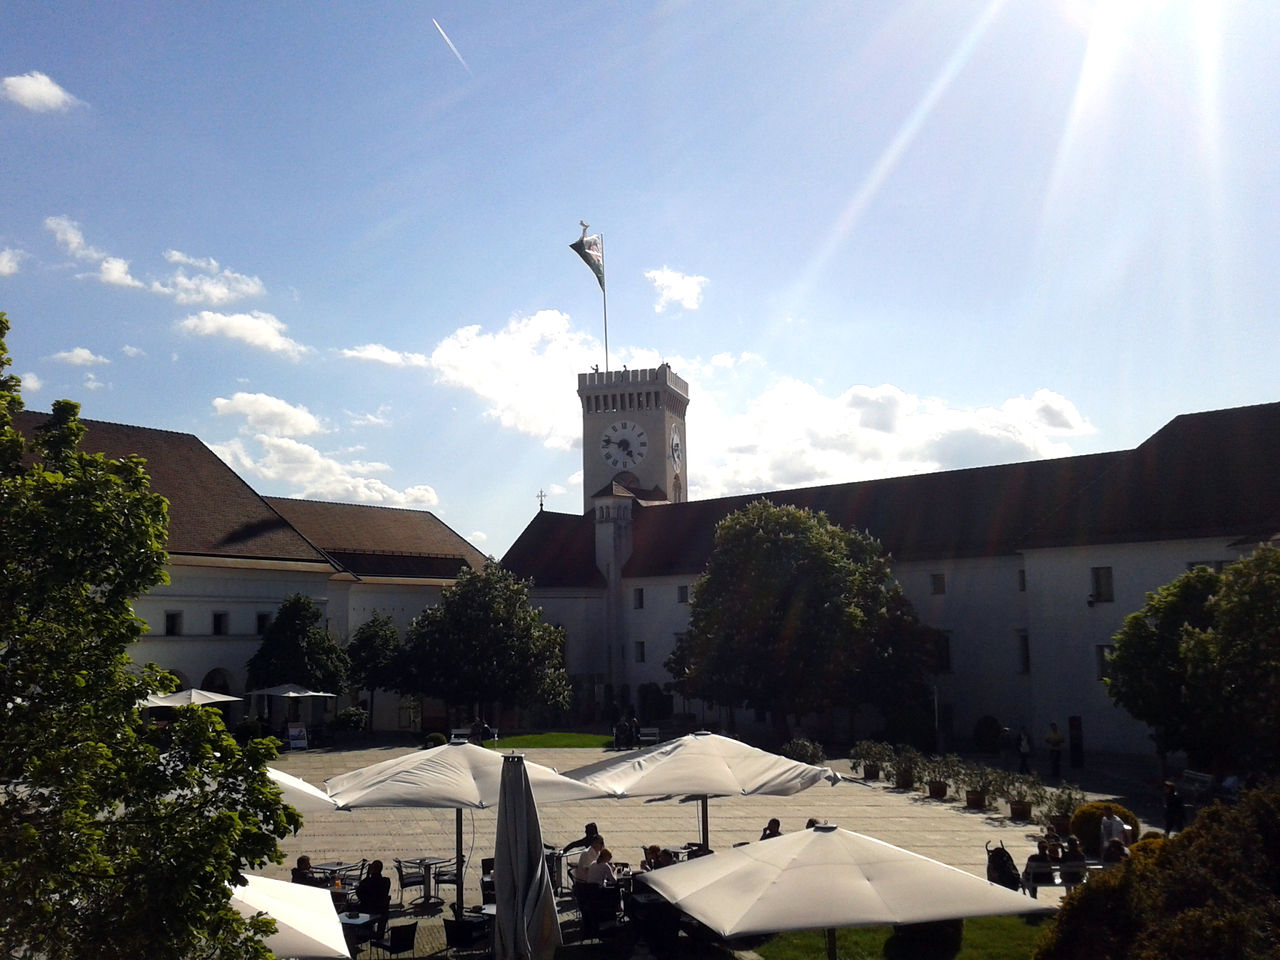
[637,727,661,746]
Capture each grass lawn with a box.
[755,915,1051,960]
[491,732,614,749]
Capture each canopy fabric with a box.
[561,731,838,800]
[141,688,242,707]
[231,873,350,958]
[494,755,561,960]
[637,824,1052,938]
[268,766,338,813]
[324,742,610,810]
[245,683,337,698]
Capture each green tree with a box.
[247,593,349,694]
[398,561,570,718]
[0,312,299,960]
[669,499,937,743]
[346,612,403,723]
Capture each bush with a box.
[232,717,263,745]
[849,739,895,773]
[781,737,826,765]
[335,706,367,732]
[1069,801,1141,858]
[422,731,447,748]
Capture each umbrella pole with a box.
[456,806,464,919]
[826,928,836,960]
[700,796,709,849]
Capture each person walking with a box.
[1017,726,1033,774]
[1045,722,1065,779]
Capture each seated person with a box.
[355,860,392,937]
[1022,841,1053,899]
[563,822,600,853]
[582,848,617,885]
[1102,836,1130,867]
[639,844,662,872]
[805,818,820,829]
[290,855,328,887]
[576,834,606,875]
[760,818,782,840]
[1058,835,1087,885]
[655,849,676,870]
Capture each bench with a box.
[637,727,661,746]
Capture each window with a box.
[1090,566,1114,603]
[255,611,272,635]
[930,573,946,595]
[634,588,645,610]
[934,631,952,673]
[211,611,228,636]
[677,585,689,604]
[163,611,182,636]
[1017,630,1030,674]
[1018,569,1026,592]
[634,641,646,663]
[1096,644,1116,681]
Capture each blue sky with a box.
[3,1,1277,557]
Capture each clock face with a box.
[601,420,648,469]
[670,428,683,468]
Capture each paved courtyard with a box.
[269,743,1157,957]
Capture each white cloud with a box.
[0,248,26,276]
[50,346,109,366]
[645,267,709,313]
[177,310,310,360]
[163,249,219,272]
[467,530,488,545]
[45,216,105,261]
[347,404,391,427]
[340,343,431,367]
[20,371,42,391]
[213,392,325,437]
[2,71,82,112]
[210,434,439,507]
[121,345,145,357]
[82,372,104,391]
[98,256,143,288]
[151,252,265,304]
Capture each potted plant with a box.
[1001,772,1048,821]
[888,745,924,790]
[849,740,893,780]
[957,762,1002,809]
[1041,783,1088,836]
[919,753,964,800]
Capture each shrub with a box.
[232,716,263,745]
[335,706,367,732]
[849,739,895,773]
[1069,801,1141,858]
[1040,783,1088,829]
[422,731,448,748]
[919,753,965,790]
[885,745,924,788]
[781,737,826,765]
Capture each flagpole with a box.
[601,233,610,374]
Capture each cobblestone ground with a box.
[269,744,1158,958]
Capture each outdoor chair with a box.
[443,916,490,958]
[372,920,418,959]
[434,855,465,904]
[480,856,495,904]
[393,858,426,907]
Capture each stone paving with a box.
[269,743,1159,958]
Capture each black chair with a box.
[443,916,490,957]
[480,856,495,905]
[393,858,426,908]
[434,856,465,904]
[372,920,418,959]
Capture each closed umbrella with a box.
[141,688,242,707]
[231,873,350,959]
[494,754,561,960]
[638,824,1052,960]
[563,731,839,847]
[325,742,609,917]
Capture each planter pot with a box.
[927,780,949,800]
[894,770,916,790]
[862,762,881,781]
[1008,800,1033,821]
[965,790,987,809]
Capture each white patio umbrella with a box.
[246,683,338,698]
[324,742,610,916]
[637,824,1053,960]
[140,688,242,707]
[494,754,561,960]
[231,873,350,959]
[268,766,338,813]
[562,731,840,848]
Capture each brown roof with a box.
[265,497,486,580]
[13,411,331,564]
[502,509,605,589]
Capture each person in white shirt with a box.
[1099,806,1128,848]
[583,848,616,885]
[576,834,605,875]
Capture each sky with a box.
[3,1,1277,557]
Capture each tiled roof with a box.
[13,411,331,564]
[265,498,486,580]
[501,510,605,589]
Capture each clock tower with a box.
[578,364,688,511]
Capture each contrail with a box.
[433,18,472,75]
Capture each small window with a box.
[211,612,228,636]
[1090,566,1114,604]
[634,641,646,664]
[930,573,946,595]
[634,588,645,610]
[255,612,272,635]
[1017,630,1030,674]
[1017,569,1026,592]
[677,585,689,604]
[163,611,182,636]
[934,632,952,673]
[1096,644,1116,681]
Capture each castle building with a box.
[504,366,1280,756]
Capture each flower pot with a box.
[863,762,881,781]
[894,770,915,790]
[1008,800,1033,821]
[927,780,949,800]
[965,789,987,809]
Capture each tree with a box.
[1108,548,1280,773]
[397,561,570,718]
[346,612,403,723]
[247,593,349,694]
[0,312,299,960]
[668,499,937,743]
